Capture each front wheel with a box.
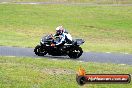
[34,45,47,56]
[68,47,83,59]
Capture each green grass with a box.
[13,0,132,4]
[0,56,132,88]
[0,4,132,53]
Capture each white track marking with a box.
[119,64,126,65]
[51,59,57,60]
[29,3,37,4]
[106,52,111,53]
[124,53,129,54]
[1,2,8,4]
[78,61,84,63]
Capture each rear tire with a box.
[34,45,47,56]
[68,47,83,59]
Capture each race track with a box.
[0,46,132,65]
[1,1,132,6]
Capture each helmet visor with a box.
[56,30,62,35]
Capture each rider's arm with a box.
[55,34,65,46]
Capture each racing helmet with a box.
[56,26,64,35]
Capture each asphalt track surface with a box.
[0,46,132,65]
[0,2,132,6]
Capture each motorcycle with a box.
[34,34,84,58]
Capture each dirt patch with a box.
[41,68,76,75]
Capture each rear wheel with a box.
[68,47,83,59]
[34,45,47,56]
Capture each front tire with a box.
[68,47,83,59]
[34,45,47,56]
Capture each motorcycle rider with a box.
[51,26,72,47]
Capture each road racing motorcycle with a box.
[34,34,84,58]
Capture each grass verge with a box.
[0,56,132,88]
